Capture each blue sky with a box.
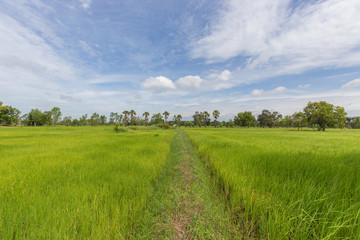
[1,0,360,119]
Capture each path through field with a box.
[137,131,244,239]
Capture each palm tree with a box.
[162,111,170,122]
[122,110,129,127]
[203,111,210,127]
[213,110,220,127]
[177,114,182,128]
[143,112,150,126]
[130,110,136,125]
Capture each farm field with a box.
[1,126,360,239]
[184,128,360,239]
[0,126,174,239]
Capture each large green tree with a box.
[234,111,256,127]
[28,109,44,126]
[0,106,21,126]
[303,101,346,131]
[257,110,273,127]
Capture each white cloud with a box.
[175,75,203,90]
[341,78,360,89]
[251,89,264,96]
[251,86,286,96]
[192,0,360,81]
[298,84,311,89]
[79,0,92,10]
[271,86,286,94]
[218,70,231,81]
[142,76,176,92]
[191,0,289,62]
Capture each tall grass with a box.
[184,128,360,239]
[0,126,174,239]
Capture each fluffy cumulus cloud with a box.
[175,75,203,90]
[142,76,176,92]
[251,86,286,96]
[251,89,264,96]
[192,0,360,76]
[341,78,360,89]
[218,70,231,81]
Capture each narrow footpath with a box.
[136,130,245,239]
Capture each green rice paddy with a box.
[184,128,360,239]
[1,126,360,239]
[0,126,174,239]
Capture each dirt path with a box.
[171,131,200,239]
[136,130,245,239]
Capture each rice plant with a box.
[0,126,174,239]
[184,128,360,239]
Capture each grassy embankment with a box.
[0,126,174,239]
[184,128,360,239]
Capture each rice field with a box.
[2,126,360,239]
[184,128,360,239]
[0,126,174,239]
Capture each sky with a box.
[1,0,360,120]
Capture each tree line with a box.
[1,100,359,130]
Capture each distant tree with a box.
[226,119,234,128]
[234,111,256,127]
[176,114,182,127]
[183,121,195,127]
[130,110,136,125]
[90,112,100,126]
[119,114,123,125]
[257,110,273,127]
[193,111,202,127]
[109,112,118,125]
[100,115,107,125]
[151,113,163,125]
[43,111,53,125]
[292,112,306,130]
[272,111,282,128]
[62,116,72,126]
[0,106,21,125]
[334,106,347,128]
[212,110,220,127]
[122,111,129,126]
[143,112,150,126]
[348,116,360,129]
[203,111,210,127]
[28,109,44,126]
[0,101,9,112]
[72,119,80,126]
[79,114,88,126]
[50,107,62,126]
[303,101,346,131]
[163,111,170,122]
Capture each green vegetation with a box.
[137,131,243,239]
[1,123,360,239]
[184,128,360,239]
[0,126,174,239]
